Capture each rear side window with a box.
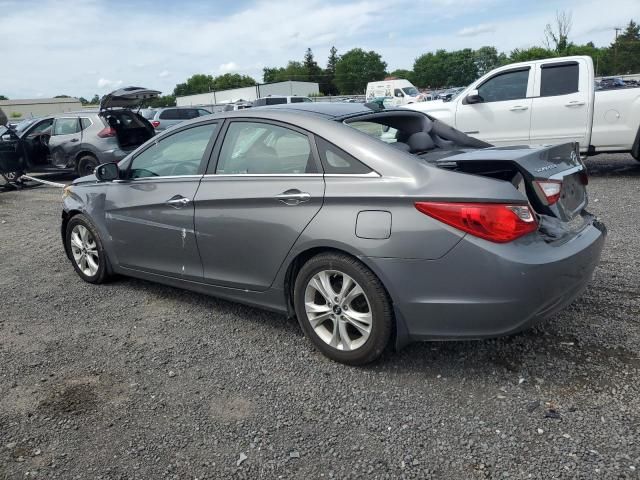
[159,109,181,120]
[265,98,287,105]
[52,118,80,135]
[198,109,211,116]
[316,137,372,175]
[216,122,316,174]
[478,69,529,102]
[181,109,199,119]
[540,62,579,97]
[80,118,92,130]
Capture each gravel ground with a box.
[1,154,639,479]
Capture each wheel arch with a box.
[74,150,98,167]
[282,246,411,351]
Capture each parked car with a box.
[0,87,159,178]
[366,79,423,105]
[253,96,313,106]
[148,106,212,132]
[223,102,253,111]
[406,56,640,160]
[61,102,605,365]
[137,107,157,120]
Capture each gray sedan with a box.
[60,103,605,365]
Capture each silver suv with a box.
[148,107,211,132]
[0,87,159,177]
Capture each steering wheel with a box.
[39,133,50,148]
[170,163,195,176]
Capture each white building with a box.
[176,81,319,106]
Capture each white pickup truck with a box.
[406,56,640,160]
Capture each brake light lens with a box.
[97,127,116,138]
[534,180,562,205]
[151,120,160,128]
[415,202,538,243]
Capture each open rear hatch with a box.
[99,87,160,150]
[429,142,590,239]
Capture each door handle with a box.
[565,101,585,107]
[70,138,79,142]
[509,105,529,111]
[166,195,191,208]
[275,190,311,205]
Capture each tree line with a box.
[3,16,637,106]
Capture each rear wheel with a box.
[76,155,99,177]
[294,252,392,365]
[65,214,110,284]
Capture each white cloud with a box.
[97,78,123,89]
[218,62,239,73]
[158,70,170,78]
[457,24,496,37]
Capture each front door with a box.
[104,121,219,280]
[455,67,533,146]
[48,117,82,167]
[194,120,324,291]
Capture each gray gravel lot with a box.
[1,154,639,479]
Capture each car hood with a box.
[100,87,161,110]
[72,173,97,185]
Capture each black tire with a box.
[76,155,99,177]
[65,214,111,284]
[293,252,393,365]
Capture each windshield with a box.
[402,87,419,96]
[348,121,398,144]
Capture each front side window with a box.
[216,122,315,175]
[540,63,579,97]
[130,123,217,179]
[478,69,529,102]
[26,119,53,137]
[52,118,79,135]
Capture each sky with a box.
[1,0,638,99]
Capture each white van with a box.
[366,79,423,106]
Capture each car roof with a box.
[255,102,374,118]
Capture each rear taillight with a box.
[415,201,538,243]
[151,120,160,128]
[97,127,116,138]
[534,179,562,205]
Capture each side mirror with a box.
[465,89,483,104]
[95,162,119,181]
[1,134,11,141]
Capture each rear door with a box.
[530,58,595,150]
[48,117,82,167]
[104,121,220,279]
[194,119,324,291]
[455,67,533,145]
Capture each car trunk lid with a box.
[428,142,588,223]
[100,87,161,111]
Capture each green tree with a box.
[262,61,308,83]
[413,49,477,88]
[508,46,556,63]
[90,94,100,105]
[78,97,88,105]
[145,95,177,107]
[611,20,640,74]
[388,69,416,84]
[303,48,323,84]
[323,46,339,95]
[474,46,506,76]
[211,73,257,91]
[0,95,8,100]
[54,94,71,98]
[334,48,387,94]
[545,10,573,54]
[173,74,215,97]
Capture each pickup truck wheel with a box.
[77,155,99,177]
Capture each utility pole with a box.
[614,27,622,74]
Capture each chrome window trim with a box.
[200,172,381,178]
[127,175,204,181]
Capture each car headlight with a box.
[62,185,73,199]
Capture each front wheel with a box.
[65,214,110,284]
[294,252,393,365]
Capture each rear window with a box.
[159,109,181,120]
[540,62,579,97]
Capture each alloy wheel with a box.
[304,270,372,351]
[70,224,99,277]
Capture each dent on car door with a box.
[455,67,533,145]
[194,119,325,291]
[48,117,81,167]
[103,122,219,279]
